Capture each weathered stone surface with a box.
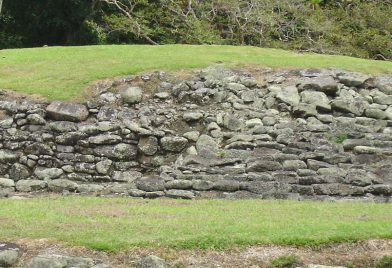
[88,134,122,145]
[283,160,307,171]
[0,249,19,267]
[183,112,204,122]
[299,76,339,94]
[120,86,143,104]
[0,178,15,188]
[136,255,168,268]
[46,101,89,122]
[160,136,188,152]
[9,163,30,181]
[374,76,392,95]
[48,179,78,193]
[337,72,370,87]
[24,255,94,268]
[96,159,112,174]
[0,150,19,163]
[223,114,243,131]
[166,189,195,199]
[35,168,63,180]
[246,161,282,172]
[331,98,367,116]
[138,136,159,155]
[16,180,47,192]
[300,91,331,111]
[276,86,300,106]
[136,176,165,192]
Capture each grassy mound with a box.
[1,197,391,251]
[1,45,392,100]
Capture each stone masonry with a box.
[0,67,391,202]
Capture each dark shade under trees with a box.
[0,0,391,60]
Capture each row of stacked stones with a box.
[0,66,391,201]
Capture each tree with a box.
[99,0,158,44]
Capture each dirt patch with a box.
[8,239,392,268]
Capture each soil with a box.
[8,238,392,268]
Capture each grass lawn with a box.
[0,196,391,251]
[1,45,392,100]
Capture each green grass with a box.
[1,45,392,100]
[0,197,391,251]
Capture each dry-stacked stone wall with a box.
[0,67,391,202]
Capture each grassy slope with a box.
[0,197,391,251]
[1,45,392,100]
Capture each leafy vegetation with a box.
[1,45,392,100]
[270,255,301,268]
[0,197,391,251]
[1,0,392,61]
[376,256,392,268]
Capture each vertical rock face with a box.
[0,67,391,201]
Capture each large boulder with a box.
[337,71,370,87]
[374,75,392,95]
[120,86,143,104]
[46,101,89,122]
[299,76,339,94]
[48,179,78,193]
[15,180,47,192]
[276,86,300,106]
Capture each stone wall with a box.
[0,67,391,201]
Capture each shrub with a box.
[270,255,301,268]
[376,256,392,268]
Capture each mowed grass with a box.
[1,45,392,100]
[0,196,391,251]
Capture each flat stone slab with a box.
[46,101,89,122]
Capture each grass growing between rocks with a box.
[0,196,391,251]
[1,45,392,100]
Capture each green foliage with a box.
[270,255,301,268]
[376,256,392,268]
[335,134,348,144]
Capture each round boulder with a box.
[121,86,143,104]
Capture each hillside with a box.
[1,45,392,100]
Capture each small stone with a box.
[120,86,143,104]
[138,136,159,156]
[154,92,170,99]
[136,177,165,192]
[160,136,188,152]
[245,118,263,128]
[183,131,200,142]
[26,114,46,125]
[0,178,15,188]
[96,160,112,174]
[166,189,195,199]
[276,86,300,106]
[137,255,168,268]
[223,114,243,131]
[283,160,307,171]
[183,112,204,122]
[9,163,30,181]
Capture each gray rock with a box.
[137,255,168,268]
[293,103,318,118]
[9,163,30,181]
[136,177,165,192]
[192,180,214,191]
[307,265,347,268]
[96,160,112,174]
[371,89,392,105]
[374,75,392,95]
[24,255,94,268]
[183,131,200,142]
[166,189,195,199]
[88,134,122,145]
[213,180,240,192]
[26,114,46,125]
[120,86,143,104]
[245,118,263,128]
[112,170,142,182]
[0,178,15,188]
[48,179,78,193]
[183,112,204,122]
[276,86,300,106]
[138,136,159,156]
[299,76,339,94]
[365,108,387,119]
[49,121,78,132]
[300,91,331,112]
[16,180,47,192]
[161,136,188,152]
[46,101,89,122]
[331,98,367,116]
[0,150,19,163]
[337,72,370,87]
[165,180,193,190]
[226,82,247,92]
[77,184,104,193]
[34,168,63,180]
[0,249,19,267]
[223,114,243,131]
[283,160,307,171]
[246,161,282,172]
